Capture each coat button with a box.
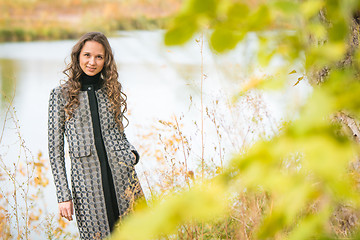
[88,86,92,90]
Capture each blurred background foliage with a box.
[0,0,184,42]
[111,0,360,239]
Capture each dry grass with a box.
[0,92,77,239]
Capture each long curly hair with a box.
[62,32,128,131]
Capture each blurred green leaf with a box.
[227,3,250,20]
[112,182,228,240]
[164,15,199,45]
[300,0,325,19]
[272,0,300,15]
[328,19,349,42]
[257,183,314,238]
[307,22,327,40]
[208,3,251,53]
[306,42,346,68]
[287,204,331,240]
[325,69,360,115]
[187,0,219,15]
[247,5,272,31]
[210,28,245,53]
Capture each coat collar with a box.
[79,72,104,91]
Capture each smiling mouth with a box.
[87,67,96,71]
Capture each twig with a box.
[174,115,189,185]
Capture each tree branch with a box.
[334,111,360,143]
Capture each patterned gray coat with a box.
[48,85,142,239]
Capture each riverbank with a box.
[0,0,183,42]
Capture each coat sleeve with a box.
[48,86,72,203]
[122,131,140,165]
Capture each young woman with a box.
[48,32,143,239]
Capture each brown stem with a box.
[200,31,205,183]
[174,115,189,185]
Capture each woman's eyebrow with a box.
[82,51,104,56]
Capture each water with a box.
[0,30,312,238]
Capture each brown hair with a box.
[62,32,128,131]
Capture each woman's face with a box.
[79,40,105,76]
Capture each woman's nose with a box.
[89,57,95,65]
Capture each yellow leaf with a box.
[293,76,304,86]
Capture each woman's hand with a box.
[131,152,136,160]
[59,199,74,221]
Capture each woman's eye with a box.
[97,56,103,59]
[84,53,90,57]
